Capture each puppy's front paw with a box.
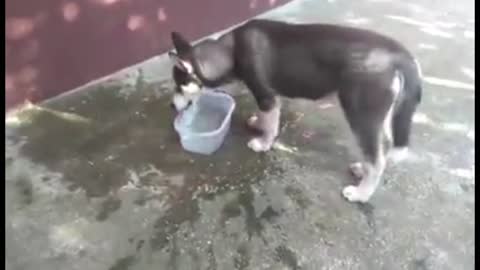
[247,138,272,152]
[342,185,370,203]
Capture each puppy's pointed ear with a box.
[168,51,194,74]
[171,32,192,54]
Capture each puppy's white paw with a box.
[349,162,364,180]
[247,138,271,152]
[342,185,370,203]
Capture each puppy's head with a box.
[169,31,236,111]
[169,32,203,112]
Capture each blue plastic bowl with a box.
[173,90,236,155]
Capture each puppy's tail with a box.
[392,56,423,148]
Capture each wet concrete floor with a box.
[6,0,474,269]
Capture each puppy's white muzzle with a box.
[171,83,202,111]
[172,93,191,112]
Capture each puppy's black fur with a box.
[169,19,422,202]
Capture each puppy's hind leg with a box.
[338,80,394,202]
[342,128,387,203]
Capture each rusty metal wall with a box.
[5,0,289,110]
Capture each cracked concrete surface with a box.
[5,0,474,269]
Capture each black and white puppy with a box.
[169,19,422,203]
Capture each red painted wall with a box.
[5,0,289,110]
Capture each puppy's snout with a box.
[170,102,176,111]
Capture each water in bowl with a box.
[189,105,225,133]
